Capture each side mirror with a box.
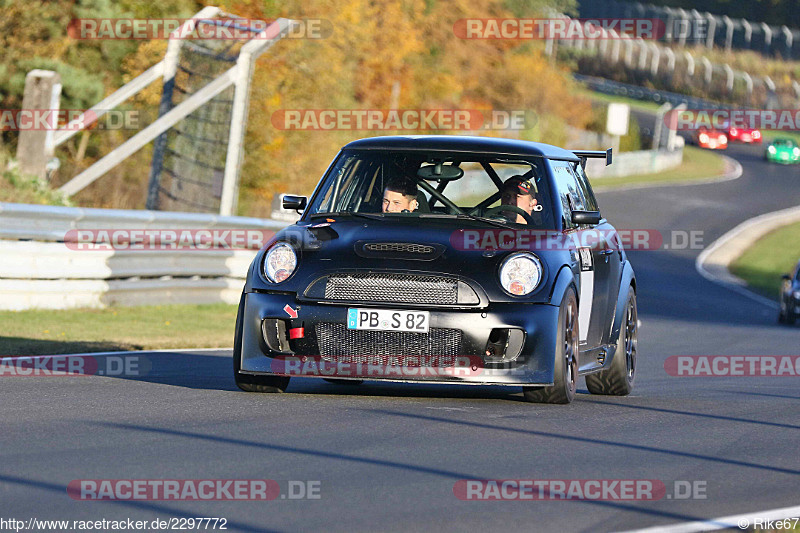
[571,210,601,226]
[282,195,307,210]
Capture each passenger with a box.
[382,178,419,213]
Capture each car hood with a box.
[246,216,572,304]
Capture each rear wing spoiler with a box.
[573,148,612,169]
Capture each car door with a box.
[551,161,621,353]
[571,163,623,349]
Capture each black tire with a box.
[586,289,638,396]
[323,379,364,385]
[523,286,578,404]
[232,293,290,393]
[779,299,796,325]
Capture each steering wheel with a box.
[482,205,536,225]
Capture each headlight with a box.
[718,135,727,143]
[499,253,543,296]
[793,290,800,299]
[264,242,297,283]
[793,147,800,156]
[699,133,708,143]
[768,146,777,154]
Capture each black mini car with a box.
[233,136,638,403]
[779,260,800,325]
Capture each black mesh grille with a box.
[324,273,458,304]
[315,323,462,364]
[363,242,435,254]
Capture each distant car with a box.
[765,138,800,164]
[694,127,728,150]
[779,261,800,325]
[232,136,639,404]
[727,127,761,144]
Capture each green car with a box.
[765,138,800,164]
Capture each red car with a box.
[727,127,762,144]
[694,128,728,150]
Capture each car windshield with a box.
[305,149,556,228]
[774,140,795,147]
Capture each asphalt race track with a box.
[1,142,799,532]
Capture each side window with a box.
[571,163,599,212]
[550,160,586,229]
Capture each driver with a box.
[499,175,539,224]
[382,178,419,213]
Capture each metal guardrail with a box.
[0,203,288,310]
[579,0,800,59]
[574,74,728,110]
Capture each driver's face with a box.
[382,190,418,213]
[501,192,537,223]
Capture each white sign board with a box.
[606,103,630,136]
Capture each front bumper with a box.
[238,291,561,386]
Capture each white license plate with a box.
[347,308,430,333]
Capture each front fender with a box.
[609,260,636,347]
[549,264,579,308]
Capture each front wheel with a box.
[586,289,638,396]
[232,293,290,393]
[523,286,578,404]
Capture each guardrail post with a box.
[667,103,686,151]
[741,19,752,47]
[793,81,800,107]
[684,50,695,77]
[624,39,634,67]
[16,70,61,181]
[705,13,717,49]
[723,64,734,94]
[760,23,773,56]
[610,30,621,63]
[764,76,777,109]
[637,38,648,70]
[665,48,676,72]
[663,7,675,41]
[701,57,712,87]
[722,16,734,52]
[649,43,660,76]
[676,8,689,46]
[742,72,753,105]
[652,102,671,150]
[782,26,793,59]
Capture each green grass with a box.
[730,222,800,300]
[575,85,664,113]
[0,149,71,206]
[592,145,727,190]
[0,303,238,356]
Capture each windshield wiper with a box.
[455,213,517,230]
[309,211,384,221]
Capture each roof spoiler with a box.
[573,148,612,169]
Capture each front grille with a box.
[324,273,458,305]
[315,323,462,364]
[363,242,435,254]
